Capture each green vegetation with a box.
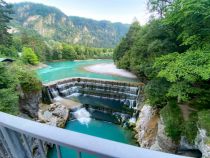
[22,47,39,65]
[114,0,210,142]
[0,63,18,114]
[0,61,42,114]
[182,113,198,143]
[0,0,41,115]
[160,100,183,141]
[0,0,113,116]
[198,110,210,137]
[9,62,42,93]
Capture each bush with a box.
[160,100,183,141]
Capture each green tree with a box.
[113,21,140,62]
[22,47,39,65]
[62,44,76,60]
[0,63,18,114]
[0,0,13,46]
[147,0,174,18]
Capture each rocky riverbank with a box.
[135,104,210,158]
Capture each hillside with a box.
[10,2,130,48]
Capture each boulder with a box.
[19,91,41,118]
[38,102,69,128]
[195,128,210,158]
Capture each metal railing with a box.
[0,112,186,158]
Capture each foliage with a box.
[182,112,198,143]
[144,78,170,106]
[198,110,210,136]
[114,0,210,106]
[155,50,210,83]
[21,47,39,65]
[160,100,183,141]
[164,0,210,49]
[147,0,174,18]
[113,21,140,62]
[0,0,12,46]
[0,62,41,114]
[0,63,19,114]
[44,40,113,61]
[9,62,42,93]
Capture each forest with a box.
[114,0,210,142]
[1,30,113,64]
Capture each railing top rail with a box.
[0,112,186,158]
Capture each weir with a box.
[43,77,144,109]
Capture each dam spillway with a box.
[43,77,144,109]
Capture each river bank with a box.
[83,63,137,78]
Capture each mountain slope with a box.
[10,2,130,48]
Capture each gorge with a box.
[37,60,204,158]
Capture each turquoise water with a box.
[68,95,124,111]
[37,59,137,83]
[48,119,136,158]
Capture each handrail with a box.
[0,112,187,158]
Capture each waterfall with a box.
[73,108,91,125]
[46,78,141,110]
[50,88,59,98]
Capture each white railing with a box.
[0,112,187,158]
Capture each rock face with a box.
[19,91,41,118]
[195,128,210,158]
[38,102,69,128]
[150,116,178,153]
[135,105,159,148]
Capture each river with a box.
[37,59,138,83]
[37,59,138,158]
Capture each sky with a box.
[5,0,150,24]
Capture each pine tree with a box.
[0,0,13,46]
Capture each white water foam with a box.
[73,108,91,125]
[129,117,136,124]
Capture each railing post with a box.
[0,127,22,158]
[38,139,47,158]
[22,134,33,158]
[0,130,13,158]
[56,144,62,158]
